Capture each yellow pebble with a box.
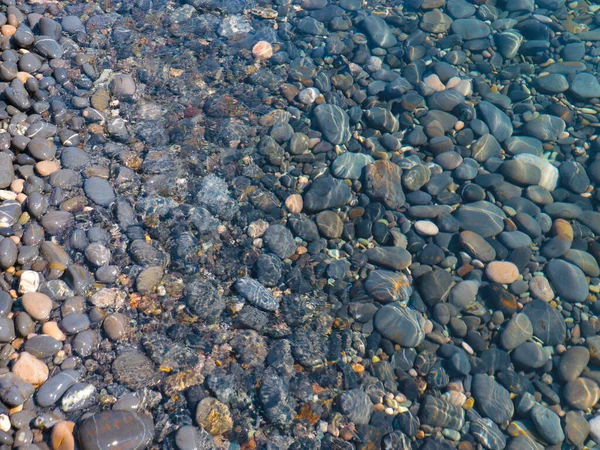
[372,356,380,364]
[462,397,474,410]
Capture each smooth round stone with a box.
[523,299,566,345]
[315,211,343,239]
[110,74,136,96]
[365,247,412,271]
[34,36,63,59]
[564,378,600,410]
[374,304,426,347]
[61,147,90,169]
[263,224,296,259]
[61,16,84,33]
[112,351,156,390]
[360,15,397,48]
[40,210,73,236]
[459,230,496,262]
[23,335,60,358]
[451,18,490,40]
[72,330,97,357]
[478,101,512,143]
[340,389,373,425]
[61,382,97,412]
[512,342,548,369]
[499,313,533,350]
[303,176,352,212]
[414,220,438,236]
[560,161,589,194]
[235,278,278,311]
[454,201,506,238]
[103,313,128,341]
[545,259,588,303]
[60,313,90,335]
[563,249,600,277]
[569,72,600,100]
[365,160,405,209]
[77,411,153,450]
[435,151,463,170]
[84,243,111,267]
[564,411,590,448]
[18,53,40,73]
[0,201,21,228]
[83,178,116,206]
[449,280,478,310]
[529,276,554,302]
[501,160,541,186]
[175,426,215,450]
[255,254,281,287]
[486,261,519,284]
[36,369,78,407]
[313,104,350,145]
[0,238,17,269]
[589,415,600,444]
[331,153,373,180]
[420,10,453,33]
[0,317,14,343]
[525,186,553,205]
[504,136,543,157]
[495,29,523,59]
[534,73,569,94]
[544,202,582,219]
[427,90,465,112]
[12,352,48,387]
[418,269,455,307]
[580,210,600,235]
[530,404,564,445]
[420,395,465,430]
[559,347,590,382]
[514,154,559,191]
[498,231,532,249]
[523,114,566,142]
[0,154,14,189]
[365,270,412,303]
[21,292,52,321]
[472,374,514,424]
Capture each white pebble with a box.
[0,414,9,432]
[19,270,39,294]
[424,74,445,92]
[414,220,439,236]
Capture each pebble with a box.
[12,352,48,387]
[365,270,412,303]
[559,347,590,382]
[485,261,519,284]
[77,411,153,450]
[21,292,52,321]
[472,374,514,424]
[374,304,426,347]
[545,259,588,303]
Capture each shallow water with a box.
[0,0,600,449]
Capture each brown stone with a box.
[21,292,52,321]
[485,261,519,284]
[13,352,48,387]
[285,194,303,214]
[35,161,60,177]
[51,420,75,450]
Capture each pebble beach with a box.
[0,0,600,449]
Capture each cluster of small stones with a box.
[4,0,600,449]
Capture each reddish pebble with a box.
[252,41,273,59]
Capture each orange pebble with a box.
[1,25,15,37]
[252,41,273,59]
[51,421,75,450]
